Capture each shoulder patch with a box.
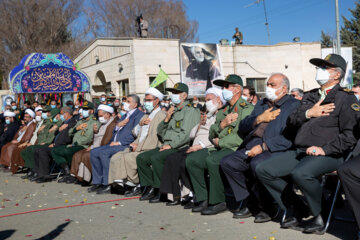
[351,103,360,112]
[239,102,246,107]
[343,88,351,92]
[93,117,97,120]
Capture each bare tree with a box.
[86,0,199,42]
[0,0,87,89]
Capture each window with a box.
[118,79,129,97]
[246,78,266,97]
[149,77,167,94]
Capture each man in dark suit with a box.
[0,111,20,154]
[88,94,144,194]
[30,107,77,183]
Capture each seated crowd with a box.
[1,54,360,237]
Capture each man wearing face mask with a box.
[185,74,254,215]
[67,104,118,185]
[221,73,300,222]
[100,94,107,105]
[137,83,200,203]
[159,87,225,206]
[256,54,359,234]
[0,109,36,169]
[108,88,166,196]
[192,96,202,109]
[53,101,100,183]
[88,94,144,194]
[31,107,77,183]
[0,111,19,155]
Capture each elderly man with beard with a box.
[0,111,20,155]
[220,73,300,222]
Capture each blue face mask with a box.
[5,119,10,125]
[101,97,106,102]
[53,117,58,123]
[171,94,181,105]
[222,89,234,102]
[42,113,48,119]
[120,111,126,117]
[82,110,89,118]
[144,101,154,112]
[60,114,65,121]
[51,105,56,109]
[11,106,16,110]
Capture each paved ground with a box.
[0,171,356,240]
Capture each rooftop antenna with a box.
[245,0,271,45]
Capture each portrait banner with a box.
[1,95,15,111]
[180,43,224,96]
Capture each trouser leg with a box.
[52,145,85,166]
[34,147,53,176]
[90,146,107,185]
[150,148,177,188]
[136,148,160,187]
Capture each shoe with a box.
[139,187,155,201]
[184,201,195,209]
[201,202,227,215]
[81,181,91,187]
[166,199,180,206]
[303,215,325,235]
[87,184,101,193]
[29,172,40,182]
[124,185,142,197]
[36,176,52,183]
[233,207,252,219]
[254,211,272,223]
[281,216,300,229]
[65,176,78,184]
[192,200,208,213]
[149,192,162,203]
[58,175,69,183]
[21,171,34,179]
[111,184,126,195]
[96,185,111,194]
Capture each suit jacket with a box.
[13,121,37,143]
[0,121,20,146]
[133,109,166,152]
[53,117,77,146]
[111,109,144,147]
[99,117,118,146]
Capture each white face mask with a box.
[123,102,132,112]
[99,116,108,124]
[205,100,218,117]
[35,116,42,122]
[164,103,169,107]
[171,94,181,105]
[265,86,281,101]
[315,68,330,86]
[241,95,248,102]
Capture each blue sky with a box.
[182,0,356,44]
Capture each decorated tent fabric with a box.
[8,53,90,93]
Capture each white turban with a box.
[4,111,15,117]
[145,87,164,101]
[35,107,43,112]
[98,104,114,114]
[205,87,226,105]
[25,109,35,118]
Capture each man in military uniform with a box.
[256,54,358,234]
[21,107,61,179]
[137,82,200,203]
[186,74,254,215]
[53,101,100,183]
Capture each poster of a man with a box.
[2,95,15,111]
[180,43,223,96]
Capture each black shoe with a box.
[36,176,52,183]
[201,202,227,215]
[81,181,91,187]
[111,184,126,195]
[233,207,252,219]
[58,174,70,183]
[96,185,111,194]
[281,216,300,229]
[192,200,208,213]
[65,176,78,184]
[21,170,34,179]
[29,172,39,182]
[149,192,162,203]
[124,185,142,197]
[139,187,155,201]
[184,201,195,209]
[87,184,102,193]
[254,211,272,223]
[166,199,180,206]
[303,215,325,235]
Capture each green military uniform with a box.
[22,107,61,169]
[51,101,100,167]
[137,83,200,188]
[186,75,254,205]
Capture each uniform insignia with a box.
[176,121,181,128]
[174,83,179,89]
[325,54,331,61]
[227,127,233,134]
[343,88,351,92]
[351,103,360,111]
[239,102,246,107]
[93,117,97,120]
[188,104,192,107]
